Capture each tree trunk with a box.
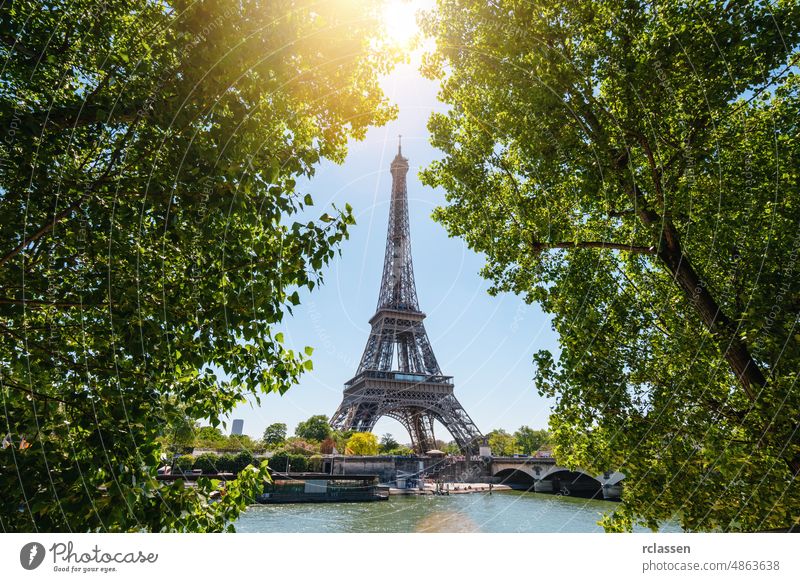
[655,223,765,401]
[643,213,800,476]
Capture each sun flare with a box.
[381,0,433,48]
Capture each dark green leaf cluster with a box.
[188,451,253,474]
[268,452,309,473]
[422,0,800,531]
[0,0,394,531]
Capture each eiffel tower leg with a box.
[330,403,350,430]
[420,413,436,452]
[331,401,380,434]
[396,408,434,453]
[432,395,483,456]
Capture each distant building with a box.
[231,419,244,436]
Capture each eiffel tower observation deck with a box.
[330,140,483,454]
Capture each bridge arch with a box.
[493,468,535,488]
[540,469,603,499]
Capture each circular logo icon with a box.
[20,542,46,570]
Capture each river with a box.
[235,490,682,533]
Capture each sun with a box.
[381,0,433,48]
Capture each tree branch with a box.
[0,34,37,59]
[1,111,142,270]
[0,195,89,269]
[0,298,104,307]
[608,208,635,218]
[3,104,138,132]
[1,379,89,412]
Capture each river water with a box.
[235,490,682,533]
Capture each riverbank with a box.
[389,482,512,495]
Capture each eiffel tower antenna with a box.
[330,147,483,454]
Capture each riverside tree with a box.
[379,433,400,453]
[345,432,379,456]
[0,0,395,531]
[514,427,550,456]
[421,0,800,531]
[487,429,516,457]
[262,423,288,449]
[294,414,333,442]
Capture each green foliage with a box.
[294,414,333,442]
[233,451,255,473]
[163,460,271,532]
[385,446,414,456]
[226,434,259,452]
[162,408,196,454]
[268,452,288,472]
[269,452,307,472]
[0,0,395,531]
[487,430,517,456]
[194,430,261,453]
[378,433,413,456]
[284,437,319,455]
[379,433,399,453]
[262,423,287,448]
[195,426,228,449]
[182,450,253,475]
[290,455,308,472]
[174,455,195,472]
[443,441,461,455]
[193,453,221,474]
[331,429,355,453]
[345,432,379,456]
[422,0,800,531]
[307,455,324,472]
[217,454,238,473]
[514,427,550,456]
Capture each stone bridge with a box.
[490,457,624,500]
[327,454,625,500]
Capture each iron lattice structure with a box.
[330,143,483,454]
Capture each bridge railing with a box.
[491,455,556,463]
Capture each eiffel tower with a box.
[330,140,483,454]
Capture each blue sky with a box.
[224,60,560,444]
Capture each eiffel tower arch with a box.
[330,141,483,454]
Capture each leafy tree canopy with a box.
[487,429,516,457]
[330,429,355,454]
[262,423,287,448]
[514,427,550,456]
[422,0,800,531]
[295,414,333,442]
[379,433,400,453]
[226,434,259,452]
[195,426,226,445]
[161,404,196,454]
[1,0,395,531]
[345,432,379,456]
[443,441,461,455]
